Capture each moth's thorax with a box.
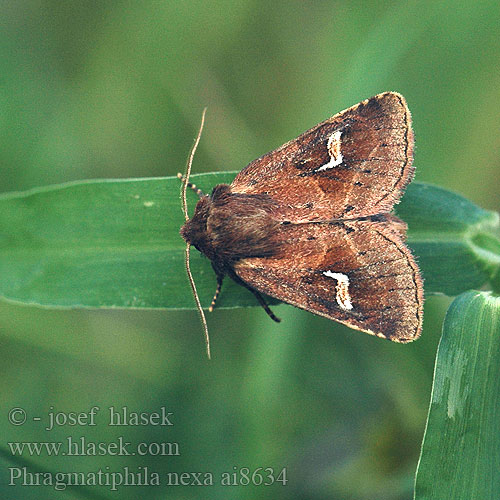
[180,183,281,269]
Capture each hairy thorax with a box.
[180,184,281,273]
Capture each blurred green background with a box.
[1,1,499,499]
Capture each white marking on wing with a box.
[317,130,343,171]
[323,270,353,310]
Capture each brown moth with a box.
[180,92,423,357]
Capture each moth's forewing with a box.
[231,92,414,222]
[234,219,423,342]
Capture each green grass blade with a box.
[395,182,500,296]
[0,174,498,309]
[414,291,500,499]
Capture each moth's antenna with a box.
[185,243,211,359]
[182,107,207,222]
[182,108,211,359]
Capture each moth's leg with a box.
[177,173,205,198]
[250,288,281,323]
[239,283,281,323]
[208,275,224,312]
[229,271,281,322]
